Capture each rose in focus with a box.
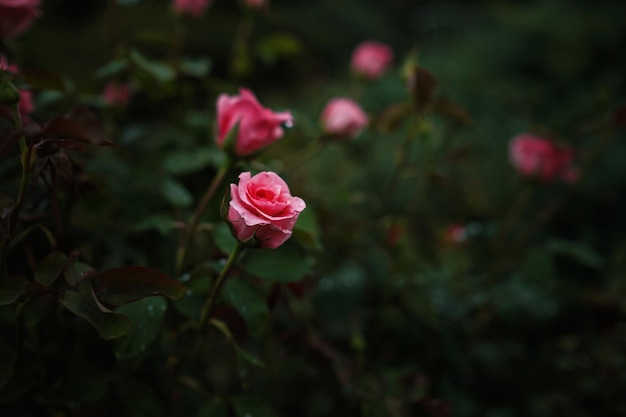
[172,0,211,18]
[508,133,578,183]
[0,0,40,38]
[320,97,368,139]
[350,41,394,80]
[216,88,293,157]
[228,171,306,249]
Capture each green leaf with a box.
[60,285,131,340]
[214,222,238,254]
[255,32,301,65]
[241,241,315,282]
[34,251,67,287]
[130,49,176,84]
[132,213,176,236]
[164,147,224,176]
[95,266,187,306]
[546,239,604,269]
[197,397,229,417]
[0,276,26,305]
[116,378,162,417]
[161,177,193,207]
[231,396,277,417]
[180,56,212,78]
[95,58,129,79]
[235,345,266,369]
[0,344,16,389]
[114,297,167,360]
[224,279,269,335]
[292,205,322,250]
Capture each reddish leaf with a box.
[61,282,131,340]
[94,266,187,307]
[42,106,116,147]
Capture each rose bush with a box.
[350,40,394,80]
[0,0,40,38]
[216,88,293,156]
[509,133,577,183]
[320,97,369,139]
[228,171,306,249]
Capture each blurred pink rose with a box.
[0,55,35,122]
[228,171,306,249]
[508,133,577,183]
[350,40,394,80]
[0,0,41,38]
[216,88,293,156]
[320,97,368,139]
[172,0,211,18]
[0,54,19,73]
[102,82,132,108]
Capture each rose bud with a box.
[319,97,368,139]
[508,133,577,183]
[0,0,41,38]
[216,88,293,157]
[172,0,211,18]
[102,82,132,108]
[350,40,394,81]
[228,171,306,249]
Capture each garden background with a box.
[2,0,626,416]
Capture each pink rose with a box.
[216,88,293,157]
[0,54,19,73]
[0,0,41,38]
[102,82,132,108]
[172,0,211,18]
[228,171,306,249]
[320,97,369,139]
[508,133,576,183]
[350,41,394,80]
[0,55,34,122]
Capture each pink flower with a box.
[320,97,368,139]
[350,41,394,80]
[172,0,211,18]
[0,0,41,38]
[216,88,293,157]
[228,171,306,249]
[0,55,34,122]
[0,54,19,73]
[508,133,577,183]
[102,82,132,108]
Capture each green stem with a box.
[175,159,233,275]
[386,114,421,207]
[230,13,255,78]
[198,242,244,331]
